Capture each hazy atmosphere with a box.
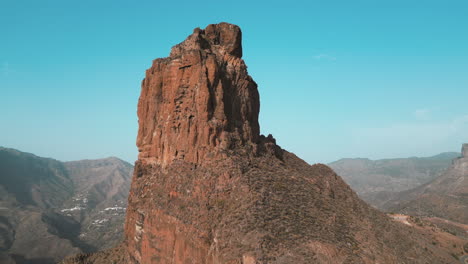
[2,1,468,264]
[1,0,467,163]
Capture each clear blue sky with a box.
[1,0,467,163]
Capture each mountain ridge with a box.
[329,151,460,208]
[0,147,133,264]
[385,144,468,224]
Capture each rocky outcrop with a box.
[121,23,461,264]
[453,143,468,175]
[137,23,260,168]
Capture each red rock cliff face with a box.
[124,23,460,264]
[127,22,265,264]
[137,23,259,167]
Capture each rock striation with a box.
[137,23,260,168]
[119,23,463,264]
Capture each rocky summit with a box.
[64,23,462,263]
[136,22,259,168]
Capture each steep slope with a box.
[0,147,133,263]
[329,153,458,208]
[0,147,80,263]
[61,157,133,250]
[386,144,468,224]
[63,23,464,263]
[0,147,73,208]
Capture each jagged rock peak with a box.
[462,143,468,158]
[170,22,243,58]
[137,23,260,167]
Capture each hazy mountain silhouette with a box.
[0,147,133,263]
[329,152,459,208]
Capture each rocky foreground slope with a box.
[0,147,132,264]
[64,23,465,263]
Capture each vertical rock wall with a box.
[136,23,260,167]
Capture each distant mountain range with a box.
[328,152,460,208]
[329,145,468,235]
[384,144,468,225]
[0,147,133,264]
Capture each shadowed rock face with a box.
[137,23,259,167]
[122,23,461,264]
